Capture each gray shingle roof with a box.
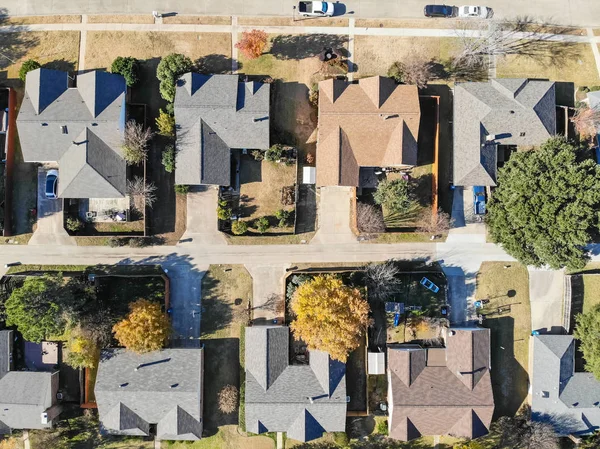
[453,79,556,186]
[245,326,346,442]
[95,348,203,441]
[174,73,270,186]
[0,330,13,380]
[0,371,58,433]
[17,68,127,198]
[531,335,600,435]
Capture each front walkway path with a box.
[528,268,565,334]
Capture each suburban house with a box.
[245,326,347,442]
[387,327,494,441]
[95,347,204,441]
[531,335,600,435]
[453,78,556,187]
[0,330,61,434]
[174,73,270,187]
[587,90,600,146]
[316,76,420,187]
[16,68,128,199]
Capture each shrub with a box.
[281,186,295,206]
[357,202,385,234]
[107,237,122,248]
[66,217,84,232]
[161,145,176,173]
[251,149,264,161]
[128,238,146,248]
[122,121,154,165]
[373,178,413,213]
[306,152,315,164]
[376,419,388,434]
[231,220,248,235]
[255,217,270,234]
[275,209,291,227]
[333,432,349,446]
[308,85,319,107]
[388,61,405,83]
[156,53,193,102]
[111,56,139,86]
[19,59,41,82]
[218,385,239,414]
[65,330,99,369]
[217,201,232,221]
[265,144,285,162]
[235,29,268,59]
[175,184,190,194]
[113,299,170,353]
[156,109,175,137]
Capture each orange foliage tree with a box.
[290,275,370,362]
[235,30,268,59]
[113,299,170,353]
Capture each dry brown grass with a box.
[2,31,80,83]
[2,15,81,24]
[238,16,348,27]
[594,29,600,37]
[353,36,461,78]
[86,14,155,24]
[355,18,470,29]
[85,31,231,70]
[162,15,232,25]
[156,192,187,245]
[496,43,600,86]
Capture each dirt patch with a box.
[2,15,81,24]
[162,15,232,25]
[354,35,460,78]
[84,31,231,70]
[86,14,155,24]
[154,191,187,245]
[496,43,600,86]
[238,16,348,27]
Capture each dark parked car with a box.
[424,4,455,17]
[45,169,58,199]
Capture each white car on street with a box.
[298,1,335,17]
[458,5,492,18]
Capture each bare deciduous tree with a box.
[417,208,453,236]
[357,202,385,234]
[571,105,600,139]
[122,121,154,165]
[218,385,239,414]
[451,16,579,78]
[389,54,436,89]
[364,261,402,302]
[127,176,157,209]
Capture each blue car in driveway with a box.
[473,186,486,216]
[420,277,440,293]
[45,169,58,199]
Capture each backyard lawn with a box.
[238,157,296,235]
[476,262,531,419]
[200,265,258,447]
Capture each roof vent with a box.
[510,110,515,114]
[170,383,179,389]
[486,135,496,142]
[61,125,68,134]
[542,391,549,398]
[120,383,129,388]
[520,132,526,137]
[308,397,314,404]
[449,330,456,336]
[91,123,98,126]
[41,123,48,126]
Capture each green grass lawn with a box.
[476,262,531,419]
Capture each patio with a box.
[77,197,131,223]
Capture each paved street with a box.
[3,0,600,27]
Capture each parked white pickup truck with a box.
[298,1,335,17]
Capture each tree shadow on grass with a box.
[200,273,234,337]
[196,53,240,74]
[43,59,76,73]
[270,34,349,60]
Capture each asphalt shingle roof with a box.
[17,68,127,198]
[388,328,494,441]
[316,76,421,187]
[95,348,203,441]
[453,78,556,186]
[245,326,347,442]
[0,371,58,433]
[174,73,270,186]
[531,335,600,435]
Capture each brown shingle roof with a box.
[316,76,420,187]
[388,328,494,442]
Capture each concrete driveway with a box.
[528,268,565,333]
[447,186,486,244]
[29,168,74,246]
[245,264,289,325]
[311,186,357,244]
[179,185,226,245]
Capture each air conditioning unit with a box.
[41,412,49,425]
[485,135,496,142]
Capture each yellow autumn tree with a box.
[113,299,170,353]
[291,275,370,362]
[65,328,100,369]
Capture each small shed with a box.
[368,352,386,375]
[303,166,316,184]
